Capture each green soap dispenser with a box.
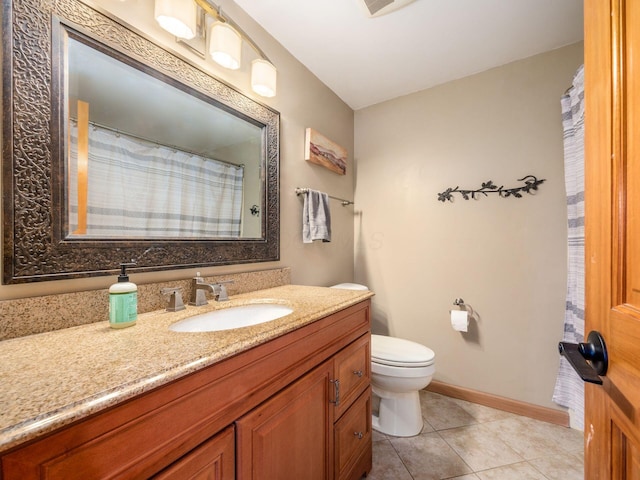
[109,262,138,329]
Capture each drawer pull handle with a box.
[330,379,340,406]
[353,370,363,377]
[354,431,364,439]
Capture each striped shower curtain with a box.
[68,122,244,238]
[552,65,585,430]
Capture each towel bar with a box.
[295,187,353,206]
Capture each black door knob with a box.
[558,330,608,385]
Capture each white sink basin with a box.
[169,303,293,332]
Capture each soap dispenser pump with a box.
[109,262,138,329]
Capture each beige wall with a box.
[0,0,355,301]
[353,43,584,410]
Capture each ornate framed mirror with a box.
[2,0,280,284]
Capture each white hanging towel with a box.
[302,189,331,243]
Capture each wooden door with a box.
[584,0,640,477]
[235,362,334,480]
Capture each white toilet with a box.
[330,283,436,437]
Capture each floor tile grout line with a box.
[525,459,554,480]
[434,429,476,477]
[386,437,417,480]
[471,459,555,478]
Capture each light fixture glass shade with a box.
[209,22,242,70]
[155,0,197,39]
[251,59,277,97]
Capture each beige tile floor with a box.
[366,391,584,480]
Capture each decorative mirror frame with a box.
[1,0,280,284]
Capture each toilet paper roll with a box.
[451,310,469,332]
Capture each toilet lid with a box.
[371,334,435,367]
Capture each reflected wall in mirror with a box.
[2,0,280,284]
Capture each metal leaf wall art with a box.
[437,175,546,202]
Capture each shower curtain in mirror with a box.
[553,65,585,430]
[68,122,244,238]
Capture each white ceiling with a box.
[233,0,584,110]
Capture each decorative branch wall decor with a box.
[437,175,546,202]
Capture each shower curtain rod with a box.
[69,118,243,170]
[294,187,353,206]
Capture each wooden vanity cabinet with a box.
[235,333,372,480]
[0,300,371,480]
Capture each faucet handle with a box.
[193,272,205,283]
[161,287,186,312]
[214,280,234,302]
[216,284,230,302]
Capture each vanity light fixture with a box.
[209,21,242,69]
[154,0,197,39]
[154,0,277,98]
[251,59,277,97]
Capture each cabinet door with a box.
[236,362,333,480]
[152,425,235,480]
[333,334,370,419]
[334,388,372,480]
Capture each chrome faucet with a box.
[189,274,233,306]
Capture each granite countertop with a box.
[0,285,373,453]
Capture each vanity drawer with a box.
[333,333,370,418]
[334,387,372,480]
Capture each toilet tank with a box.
[330,283,369,291]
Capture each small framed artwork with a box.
[305,128,347,175]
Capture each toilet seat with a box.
[371,334,435,368]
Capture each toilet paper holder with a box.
[450,299,470,332]
[451,298,474,317]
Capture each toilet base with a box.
[371,386,423,437]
